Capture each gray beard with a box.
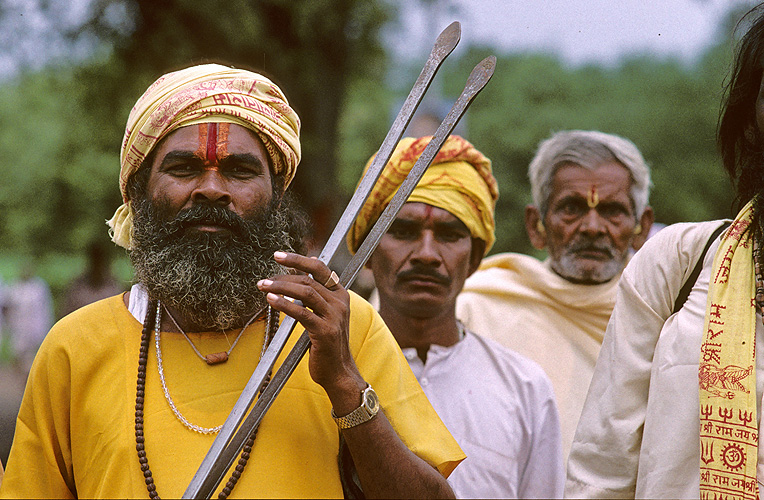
[549,236,626,284]
[551,251,624,284]
[129,196,296,330]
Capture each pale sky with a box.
[389,0,758,66]
[1,0,759,77]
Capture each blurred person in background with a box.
[61,240,125,317]
[350,135,564,498]
[0,276,7,351]
[457,130,654,464]
[5,260,53,374]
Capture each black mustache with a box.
[397,266,450,285]
[171,204,245,233]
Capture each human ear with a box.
[467,239,486,277]
[365,248,378,269]
[631,206,655,250]
[525,205,547,250]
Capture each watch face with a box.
[364,390,380,414]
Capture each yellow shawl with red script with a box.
[700,200,758,499]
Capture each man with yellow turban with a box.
[350,135,564,498]
[0,64,463,498]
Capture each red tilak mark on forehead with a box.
[195,123,230,170]
[587,186,599,208]
[423,204,434,222]
[206,123,218,164]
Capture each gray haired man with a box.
[456,130,654,464]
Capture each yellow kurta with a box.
[456,252,618,464]
[1,292,463,499]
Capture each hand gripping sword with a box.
[184,23,495,499]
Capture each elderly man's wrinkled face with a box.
[526,161,651,284]
[129,123,300,330]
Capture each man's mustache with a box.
[566,237,616,258]
[167,204,246,234]
[397,265,450,285]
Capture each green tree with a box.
[401,45,737,256]
[73,0,394,244]
[0,0,394,310]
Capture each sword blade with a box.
[184,22,461,500]
[186,54,495,500]
[340,55,496,287]
[319,20,460,267]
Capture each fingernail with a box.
[267,292,279,301]
[274,251,287,259]
[258,279,273,287]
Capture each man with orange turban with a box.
[0,64,463,498]
[351,135,564,498]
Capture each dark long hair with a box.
[719,4,764,212]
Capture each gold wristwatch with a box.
[331,384,380,429]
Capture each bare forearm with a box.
[257,254,454,497]
[340,411,455,499]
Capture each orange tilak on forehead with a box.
[195,123,231,168]
[587,185,599,208]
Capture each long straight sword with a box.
[184,22,460,499]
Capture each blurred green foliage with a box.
[0,0,748,314]
[420,42,737,255]
[0,0,394,315]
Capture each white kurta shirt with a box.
[566,220,764,499]
[404,331,564,498]
[457,253,618,464]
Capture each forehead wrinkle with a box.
[437,218,470,232]
[393,212,468,233]
[555,181,628,202]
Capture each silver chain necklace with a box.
[154,301,273,434]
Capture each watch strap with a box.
[331,384,379,429]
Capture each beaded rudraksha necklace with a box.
[135,299,276,499]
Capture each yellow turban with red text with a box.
[107,63,301,249]
[347,135,498,255]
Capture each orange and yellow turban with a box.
[107,63,301,249]
[347,135,499,255]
